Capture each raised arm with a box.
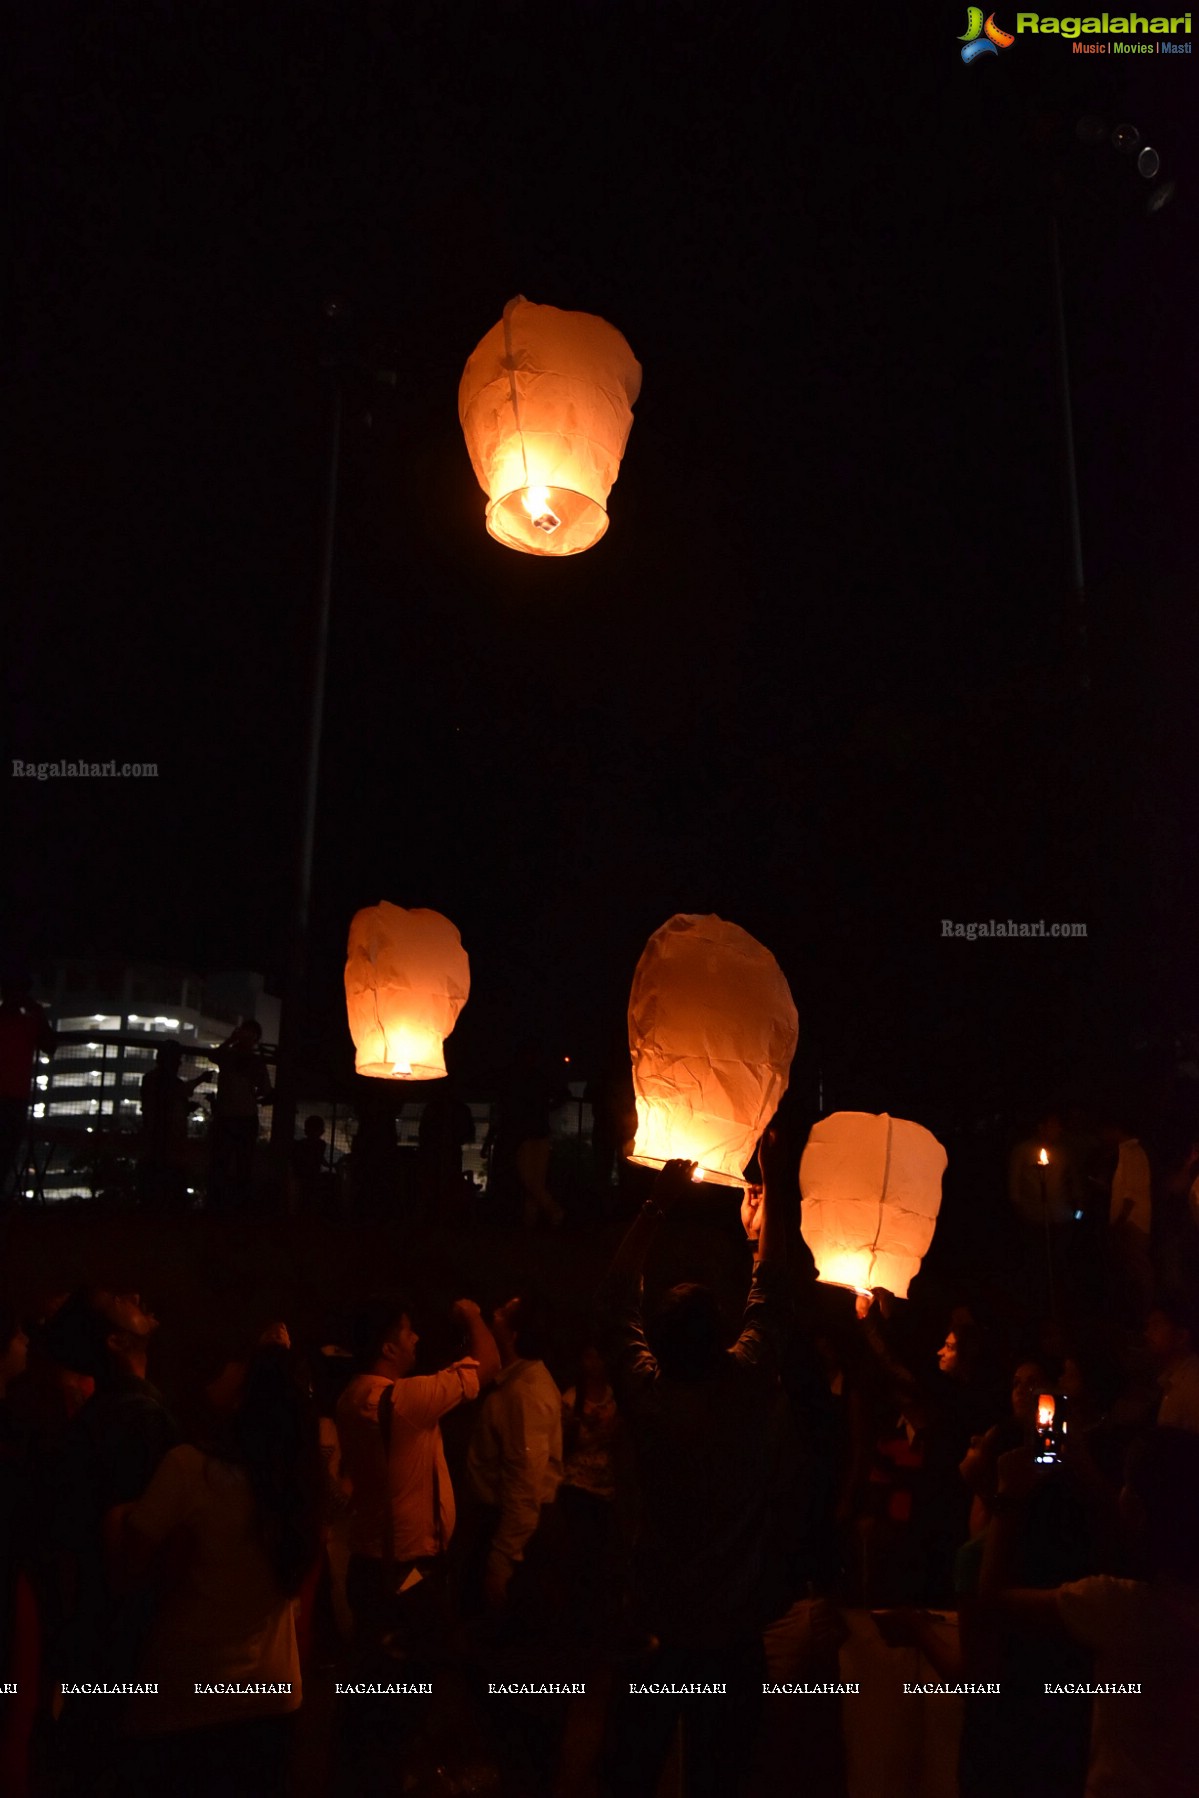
[732,1122,797,1367]
[453,1298,501,1388]
[754,1121,798,1273]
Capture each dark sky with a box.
[8,2,1197,1119]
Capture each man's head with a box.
[232,1019,262,1049]
[355,1298,418,1379]
[303,1115,325,1141]
[38,1287,159,1382]
[156,1042,183,1073]
[647,1282,729,1382]
[1145,1297,1196,1372]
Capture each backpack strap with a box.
[378,1381,396,1585]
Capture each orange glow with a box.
[520,486,561,534]
[345,903,470,1081]
[1038,1147,1049,1166]
[692,1167,705,1183]
[1037,1394,1055,1429]
[800,1112,946,1299]
[627,913,798,1188]
[459,296,641,557]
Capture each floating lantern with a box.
[345,903,470,1080]
[626,913,798,1188]
[799,1112,946,1297]
[458,295,641,556]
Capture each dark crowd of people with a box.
[2,1080,1199,1798]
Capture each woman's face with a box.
[937,1332,959,1376]
[1011,1363,1046,1426]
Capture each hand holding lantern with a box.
[653,1158,699,1212]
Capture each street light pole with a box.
[1049,215,1090,696]
[271,308,346,1166]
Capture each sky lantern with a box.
[458,294,641,556]
[345,903,470,1080]
[799,1112,946,1298]
[627,913,798,1187]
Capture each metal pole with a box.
[271,349,344,1163]
[1050,215,1090,694]
[1041,1165,1058,1323]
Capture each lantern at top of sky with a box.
[458,295,641,557]
[799,1112,947,1299]
[345,903,470,1080]
[627,913,798,1188]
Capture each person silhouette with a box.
[139,1043,204,1210]
[207,1021,272,1211]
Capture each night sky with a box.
[8,3,1197,1124]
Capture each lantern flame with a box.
[692,1166,705,1183]
[521,486,561,534]
[392,1060,412,1077]
[1038,1147,1049,1166]
[1037,1394,1055,1429]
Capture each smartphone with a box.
[1034,1392,1066,1465]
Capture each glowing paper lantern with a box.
[345,903,470,1080]
[458,294,641,556]
[627,913,798,1188]
[799,1112,946,1298]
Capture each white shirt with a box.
[1158,1353,1199,1433]
[1110,1138,1151,1232]
[467,1358,562,1563]
[387,1363,479,1561]
[1057,1576,1199,1798]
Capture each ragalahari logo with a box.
[960,8,1016,59]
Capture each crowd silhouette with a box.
[2,1065,1199,1798]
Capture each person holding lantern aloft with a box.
[596,1124,799,1798]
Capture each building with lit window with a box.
[27,961,280,1200]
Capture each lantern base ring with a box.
[626,1151,745,1191]
[486,485,609,558]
